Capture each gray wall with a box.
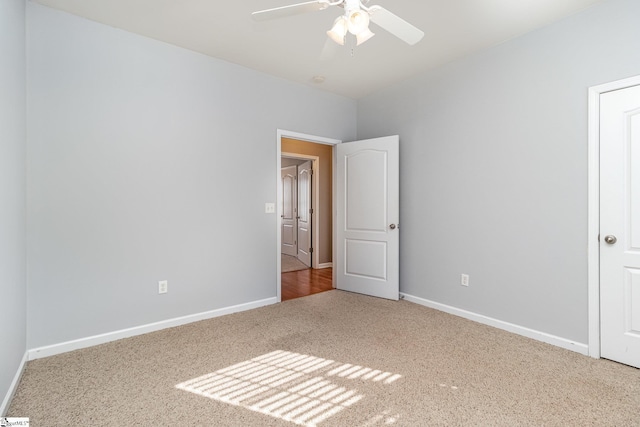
[357,0,640,343]
[26,3,357,349]
[0,0,26,413]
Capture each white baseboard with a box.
[28,297,278,361]
[400,293,589,356]
[317,262,332,269]
[1,351,28,416]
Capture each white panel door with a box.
[600,84,640,368]
[336,136,399,300]
[281,165,297,257]
[297,160,312,267]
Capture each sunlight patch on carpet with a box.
[176,350,402,426]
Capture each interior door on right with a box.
[600,83,640,368]
[336,135,399,301]
[297,160,312,267]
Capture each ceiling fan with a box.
[252,0,424,46]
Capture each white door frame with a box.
[276,129,341,302]
[282,153,320,267]
[587,74,640,359]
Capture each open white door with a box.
[336,136,399,300]
[297,160,312,267]
[600,83,640,368]
[281,165,297,257]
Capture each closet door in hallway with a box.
[297,160,312,267]
[281,165,297,256]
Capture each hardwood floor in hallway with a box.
[281,268,333,301]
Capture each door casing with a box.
[276,130,341,302]
[587,73,640,359]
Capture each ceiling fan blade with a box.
[252,1,330,21]
[368,5,424,45]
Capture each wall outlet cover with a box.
[461,274,469,287]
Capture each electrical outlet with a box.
[158,280,168,294]
[461,274,469,287]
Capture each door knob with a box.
[604,235,617,244]
[389,224,396,230]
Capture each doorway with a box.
[277,130,341,302]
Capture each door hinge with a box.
[309,247,313,253]
[309,208,313,214]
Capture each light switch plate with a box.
[158,280,168,294]
[265,203,275,213]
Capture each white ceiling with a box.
[32,0,604,99]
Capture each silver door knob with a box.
[604,235,617,244]
[389,224,396,230]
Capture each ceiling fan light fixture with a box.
[252,1,425,47]
[327,16,347,45]
[347,9,370,35]
[356,28,375,45]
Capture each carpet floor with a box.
[282,254,310,273]
[8,290,640,426]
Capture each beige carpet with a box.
[282,253,309,273]
[8,290,640,426]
